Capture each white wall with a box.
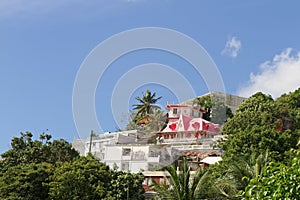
[130,162,148,173]
[105,146,122,161]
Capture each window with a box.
[173,108,178,114]
[122,148,131,156]
[132,151,145,160]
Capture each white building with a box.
[103,144,161,173]
[72,130,147,159]
[72,103,226,173]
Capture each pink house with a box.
[157,104,220,144]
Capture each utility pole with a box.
[89,130,93,153]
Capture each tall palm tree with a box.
[132,90,162,122]
[150,158,211,200]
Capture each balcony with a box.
[122,155,132,160]
[148,155,160,162]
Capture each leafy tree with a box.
[212,151,270,198]
[215,90,300,198]
[194,95,212,121]
[0,133,147,200]
[0,132,81,199]
[243,148,300,199]
[106,170,145,200]
[0,162,53,200]
[221,125,295,161]
[193,95,233,125]
[151,158,211,199]
[132,90,162,123]
[274,88,300,131]
[222,92,276,135]
[221,92,299,161]
[48,155,111,200]
[48,139,80,163]
[0,132,79,172]
[126,108,167,133]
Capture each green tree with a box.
[194,95,212,121]
[274,88,300,131]
[194,95,233,125]
[243,148,300,199]
[222,92,276,135]
[0,132,79,172]
[106,170,145,200]
[212,151,270,198]
[151,158,211,200]
[221,92,299,161]
[48,155,111,200]
[133,90,162,123]
[0,162,53,200]
[211,89,300,199]
[126,108,167,134]
[0,133,147,200]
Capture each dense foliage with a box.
[243,148,300,199]
[1,88,300,199]
[0,132,145,200]
[150,158,212,200]
[0,162,53,200]
[0,132,79,172]
[218,89,300,198]
[126,89,166,133]
[152,88,300,199]
[48,155,110,200]
[221,91,299,161]
[107,170,145,200]
[193,94,233,125]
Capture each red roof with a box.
[161,114,220,133]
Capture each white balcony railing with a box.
[148,155,160,163]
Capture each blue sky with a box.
[1,0,300,153]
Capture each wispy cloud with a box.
[222,36,241,58]
[238,48,300,98]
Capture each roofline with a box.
[166,104,205,113]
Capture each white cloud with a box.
[222,36,241,58]
[238,48,300,98]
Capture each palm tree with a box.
[146,108,167,132]
[214,151,270,198]
[150,158,211,200]
[132,90,162,122]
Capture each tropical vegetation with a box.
[152,88,300,199]
[132,89,162,123]
[1,88,300,199]
[126,89,166,133]
[0,132,145,200]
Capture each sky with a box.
[1,0,300,153]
